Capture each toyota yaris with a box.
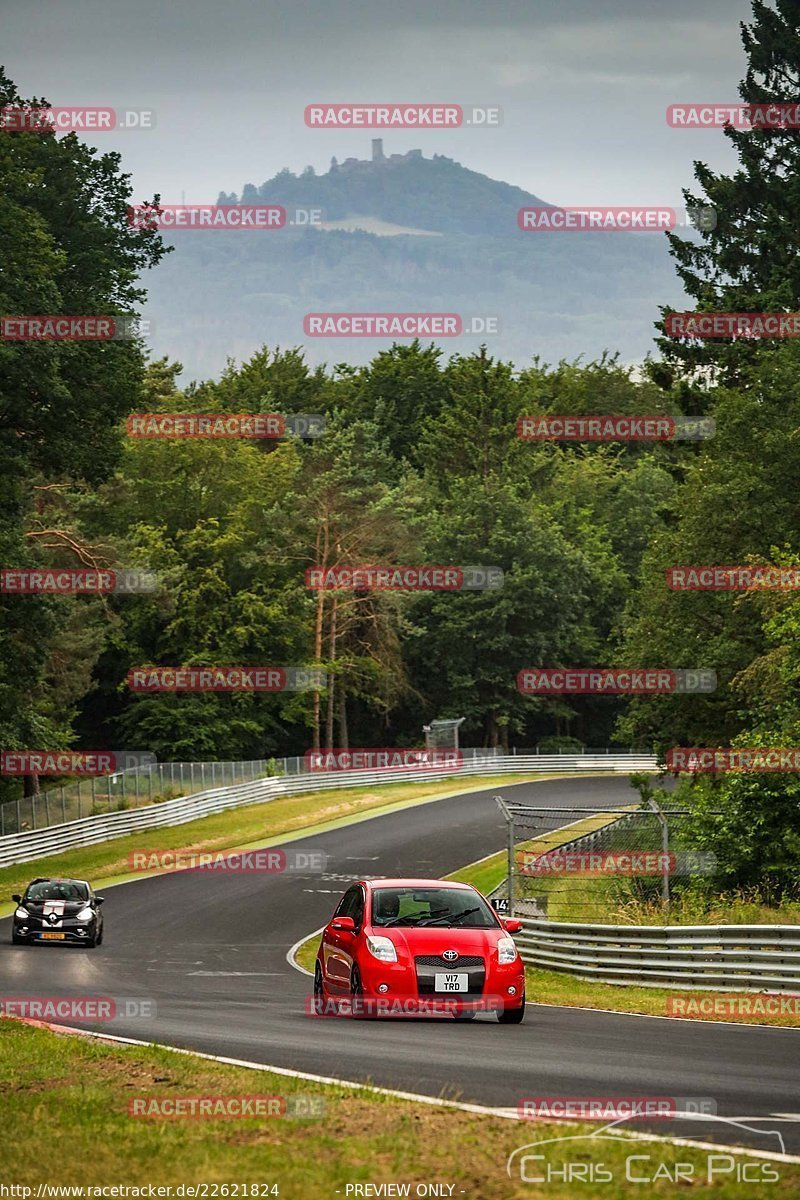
[314,878,525,1021]
[11,877,105,947]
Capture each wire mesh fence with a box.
[0,759,277,837]
[0,745,642,838]
[493,799,719,924]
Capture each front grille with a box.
[414,954,486,995]
[415,955,484,968]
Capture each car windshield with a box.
[371,886,498,928]
[24,881,88,902]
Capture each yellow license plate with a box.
[40,932,65,940]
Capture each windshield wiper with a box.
[418,906,482,927]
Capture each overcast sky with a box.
[3,0,754,206]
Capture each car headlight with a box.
[14,907,28,920]
[497,936,518,964]
[366,935,397,963]
[76,907,95,923]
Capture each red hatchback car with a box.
[314,877,526,1022]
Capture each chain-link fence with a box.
[493,798,719,924]
[0,744,641,838]
[0,758,279,836]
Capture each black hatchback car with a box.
[11,877,105,947]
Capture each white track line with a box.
[9,1017,800,1164]
[286,926,323,977]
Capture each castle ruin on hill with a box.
[331,138,423,172]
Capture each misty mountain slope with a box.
[144,150,686,378]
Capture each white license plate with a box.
[434,972,468,992]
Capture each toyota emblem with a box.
[442,949,459,962]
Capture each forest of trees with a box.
[3,0,800,896]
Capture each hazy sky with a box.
[3,0,754,205]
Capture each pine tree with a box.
[656,0,800,384]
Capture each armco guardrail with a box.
[514,918,800,992]
[0,753,656,870]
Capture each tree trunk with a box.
[312,519,329,750]
[338,681,349,749]
[325,593,338,748]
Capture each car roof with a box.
[27,877,89,886]
[361,878,474,890]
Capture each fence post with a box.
[31,794,37,830]
[648,797,670,911]
[44,789,51,826]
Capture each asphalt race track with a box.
[2,776,798,1155]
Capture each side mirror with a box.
[11,894,21,903]
[95,896,105,905]
[503,918,523,934]
[331,916,355,933]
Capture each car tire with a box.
[86,930,98,948]
[96,925,103,946]
[453,1009,477,1021]
[11,934,27,946]
[497,998,525,1024]
[350,965,371,1018]
[313,963,326,1014]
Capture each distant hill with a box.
[143,144,686,380]
[216,144,550,236]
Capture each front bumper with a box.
[13,919,97,944]
[357,952,525,1012]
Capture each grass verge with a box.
[2,1019,796,1196]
